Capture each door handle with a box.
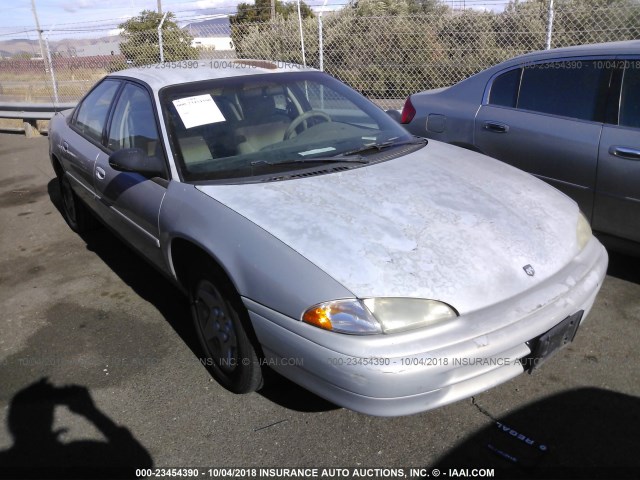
[609,145,640,160]
[60,141,77,158]
[95,166,106,180]
[483,121,509,133]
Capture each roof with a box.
[182,17,231,37]
[505,39,640,65]
[110,59,317,90]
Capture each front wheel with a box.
[190,273,263,393]
[58,172,98,233]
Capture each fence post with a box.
[545,0,555,50]
[318,0,328,71]
[44,29,59,105]
[158,12,168,63]
[296,0,306,67]
[318,13,324,71]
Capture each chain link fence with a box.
[1,2,639,109]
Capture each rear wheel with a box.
[190,270,263,393]
[58,172,98,233]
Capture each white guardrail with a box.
[0,102,76,137]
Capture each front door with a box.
[93,82,168,267]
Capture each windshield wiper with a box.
[249,138,426,167]
[338,137,427,157]
[251,157,369,167]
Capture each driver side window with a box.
[107,83,160,158]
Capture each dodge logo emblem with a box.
[523,264,535,276]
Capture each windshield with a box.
[160,71,415,182]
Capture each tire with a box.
[58,172,98,233]
[190,269,263,393]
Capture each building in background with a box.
[183,16,234,58]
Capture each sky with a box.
[0,0,510,38]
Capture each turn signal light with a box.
[302,305,333,331]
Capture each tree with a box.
[230,0,313,24]
[119,10,199,65]
[316,0,451,98]
[230,0,314,57]
[498,0,547,51]
[409,0,450,14]
[348,0,449,16]
[550,0,640,47]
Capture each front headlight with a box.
[363,298,458,333]
[576,211,592,251]
[302,298,458,335]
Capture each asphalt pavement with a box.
[0,133,639,479]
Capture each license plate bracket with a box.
[525,310,583,373]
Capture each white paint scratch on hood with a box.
[198,140,581,314]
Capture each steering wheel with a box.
[283,110,332,140]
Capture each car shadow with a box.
[47,179,338,414]
[0,378,153,479]
[606,250,640,284]
[429,388,640,479]
[258,369,339,413]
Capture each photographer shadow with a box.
[0,378,152,479]
[431,387,640,478]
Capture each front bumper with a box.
[244,238,608,416]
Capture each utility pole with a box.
[30,0,57,106]
[271,0,276,20]
[30,0,46,61]
[157,0,162,14]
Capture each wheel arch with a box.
[169,236,266,364]
[169,236,239,297]
[50,153,64,177]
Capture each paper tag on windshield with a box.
[173,94,225,129]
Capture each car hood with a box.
[197,141,582,314]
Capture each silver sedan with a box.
[48,60,608,416]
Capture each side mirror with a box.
[385,109,402,123]
[108,148,165,178]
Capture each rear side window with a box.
[489,68,521,108]
[74,80,120,143]
[516,61,609,122]
[619,65,640,128]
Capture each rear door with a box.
[474,60,611,219]
[593,59,640,242]
[94,81,169,268]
